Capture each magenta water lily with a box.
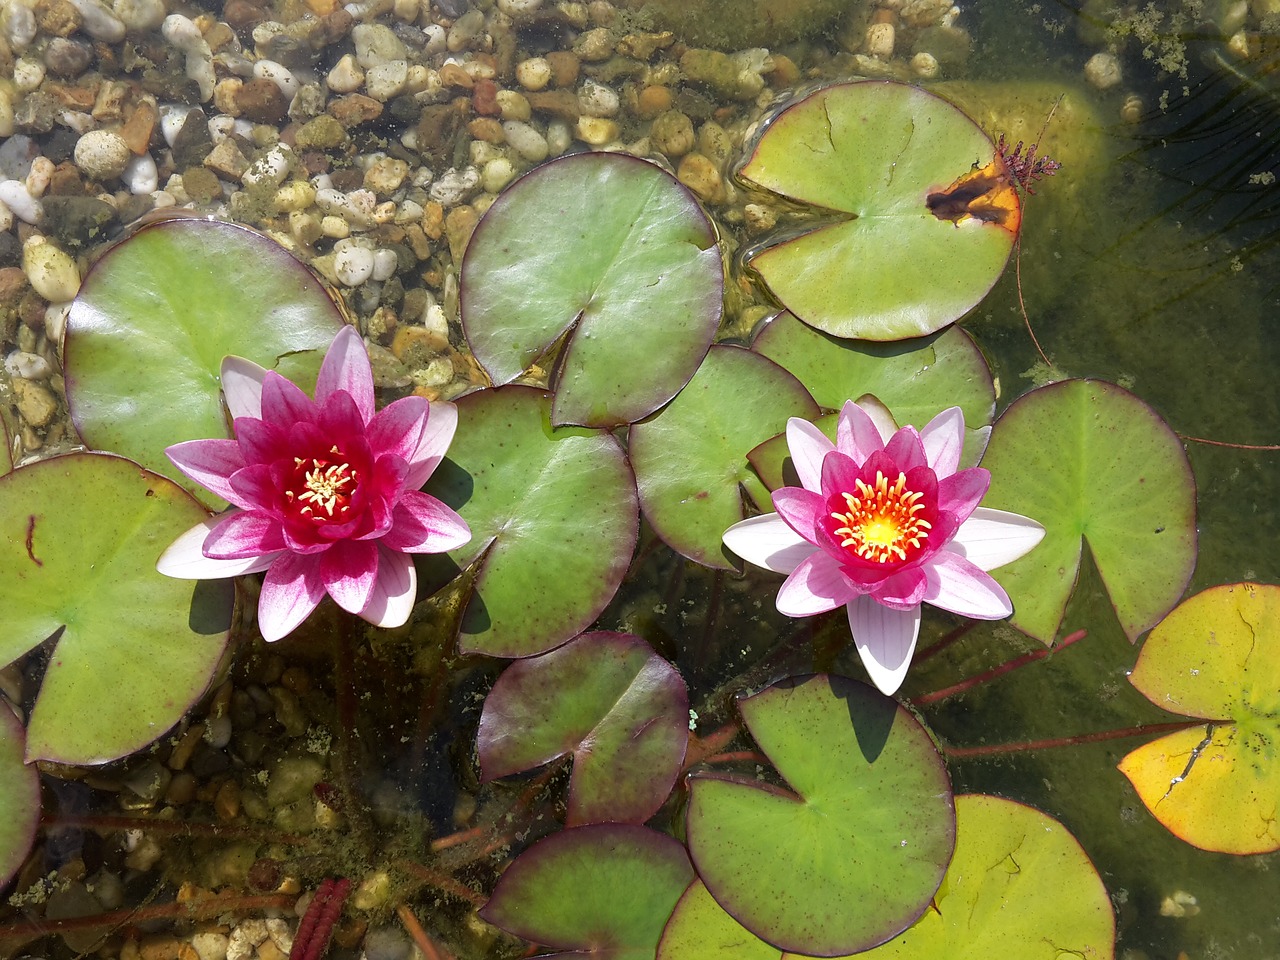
[157,325,471,640]
[723,401,1045,695]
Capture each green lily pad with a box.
[1,416,12,475]
[854,795,1115,959]
[1118,582,1280,854]
[424,386,638,658]
[64,219,344,508]
[477,631,689,825]
[0,453,233,764]
[749,315,996,486]
[686,674,954,956]
[980,379,1196,644]
[739,80,1018,341]
[460,152,723,428]
[658,880,781,960]
[479,823,695,959]
[628,345,817,569]
[0,704,40,889]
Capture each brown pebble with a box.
[213,780,241,821]
[438,62,473,89]
[328,167,362,192]
[119,99,158,155]
[203,139,250,181]
[0,268,30,307]
[636,84,672,120]
[234,78,289,124]
[279,666,311,695]
[415,103,467,164]
[167,723,205,770]
[766,53,801,88]
[181,167,222,203]
[328,93,383,128]
[472,78,500,116]
[445,205,479,263]
[164,771,198,806]
[525,89,580,122]
[403,223,431,260]
[420,201,444,240]
[137,935,182,960]
[46,82,96,110]
[545,50,580,87]
[677,151,724,203]
[223,0,268,32]
[309,8,353,49]
[467,117,504,144]
[247,857,282,891]
[391,326,448,367]
[91,80,128,122]
[34,0,81,37]
[47,161,84,195]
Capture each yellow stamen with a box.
[831,470,931,564]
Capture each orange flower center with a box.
[831,470,931,564]
[286,446,358,524]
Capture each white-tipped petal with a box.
[723,513,815,574]
[405,400,458,489]
[848,595,922,696]
[922,550,1013,620]
[157,517,280,578]
[854,395,898,445]
[919,406,966,479]
[785,418,834,491]
[837,399,889,463]
[950,507,1047,571]
[359,547,417,628]
[220,356,269,421]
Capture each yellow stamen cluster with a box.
[831,470,931,563]
[287,446,357,519]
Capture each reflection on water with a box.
[1,0,1278,957]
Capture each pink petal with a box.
[776,552,860,617]
[847,595,922,696]
[320,538,379,614]
[836,400,887,464]
[380,491,471,553]
[920,406,965,479]
[261,371,316,426]
[937,467,990,523]
[854,395,898,443]
[202,511,287,559]
[866,565,927,607]
[949,507,1046,571]
[315,325,375,424]
[404,401,458,489]
[258,553,326,641]
[785,418,833,491]
[722,513,814,574]
[819,450,863,502]
[166,439,250,507]
[317,390,368,450]
[367,395,429,461]
[227,463,280,514]
[884,426,926,472]
[772,486,825,541]
[221,356,268,421]
[358,547,418,628]
[921,550,1013,619]
[233,416,286,465]
[157,517,281,578]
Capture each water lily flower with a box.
[723,402,1044,696]
[158,326,470,641]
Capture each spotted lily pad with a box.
[477,631,689,825]
[424,386,638,658]
[980,379,1196,644]
[739,80,1018,340]
[686,674,954,956]
[0,454,233,764]
[0,704,40,889]
[1118,583,1280,854]
[854,795,1115,959]
[64,219,344,508]
[479,823,695,959]
[460,152,723,428]
[628,345,817,569]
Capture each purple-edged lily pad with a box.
[739,81,1018,341]
[981,379,1197,644]
[479,823,695,959]
[750,313,995,481]
[0,704,40,890]
[424,386,638,658]
[478,632,688,825]
[658,880,782,960]
[1119,583,1280,855]
[1,416,12,475]
[64,219,343,508]
[0,454,232,763]
[686,674,954,956]
[460,152,723,428]
[629,345,817,569]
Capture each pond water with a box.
[1,1,1278,959]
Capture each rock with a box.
[515,56,551,91]
[502,120,547,162]
[352,23,407,68]
[73,129,131,181]
[575,116,618,145]
[12,377,59,428]
[545,50,580,87]
[1084,51,1121,90]
[365,61,408,101]
[22,236,80,301]
[170,109,213,169]
[203,139,250,181]
[39,194,117,247]
[66,0,124,41]
[677,151,723,203]
[296,114,348,149]
[35,0,83,38]
[327,95,382,128]
[525,89,580,122]
[650,109,695,157]
[44,37,92,77]
[480,157,514,193]
[444,204,478,262]
[572,26,612,61]
[234,78,289,123]
[614,0,846,50]
[180,167,222,203]
[119,99,158,155]
[326,54,365,94]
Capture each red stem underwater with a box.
[911,629,1089,706]
[941,719,1207,759]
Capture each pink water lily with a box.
[723,402,1044,696]
[158,326,470,641]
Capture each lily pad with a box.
[854,795,1115,959]
[628,345,817,568]
[0,453,233,764]
[980,379,1196,644]
[64,219,344,508]
[424,386,638,658]
[686,674,954,956]
[1,416,12,475]
[460,152,723,428]
[479,823,695,959]
[739,80,1018,340]
[1118,583,1280,854]
[0,704,40,889]
[749,314,996,485]
[477,631,689,825]
[658,880,782,960]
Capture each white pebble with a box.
[428,166,480,206]
[75,129,131,181]
[352,23,407,68]
[0,94,13,138]
[497,0,543,12]
[13,58,45,94]
[253,60,299,100]
[22,237,82,302]
[26,156,53,198]
[546,119,571,156]
[334,239,375,286]
[67,0,125,41]
[2,1,36,52]
[5,351,52,380]
[159,103,194,146]
[446,8,485,51]
[420,22,445,56]
[0,179,42,224]
[0,199,11,232]
[1084,51,1122,90]
[365,60,408,101]
[481,157,515,193]
[911,51,939,79]
[163,15,215,101]
[326,54,365,94]
[578,79,619,118]
[45,302,71,343]
[371,248,398,281]
[190,932,229,960]
[59,110,96,136]
[515,57,551,91]
[865,22,894,59]
[242,143,292,188]
[122,153,158,194]
[113,0,166,31]
[161,13,203,51]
